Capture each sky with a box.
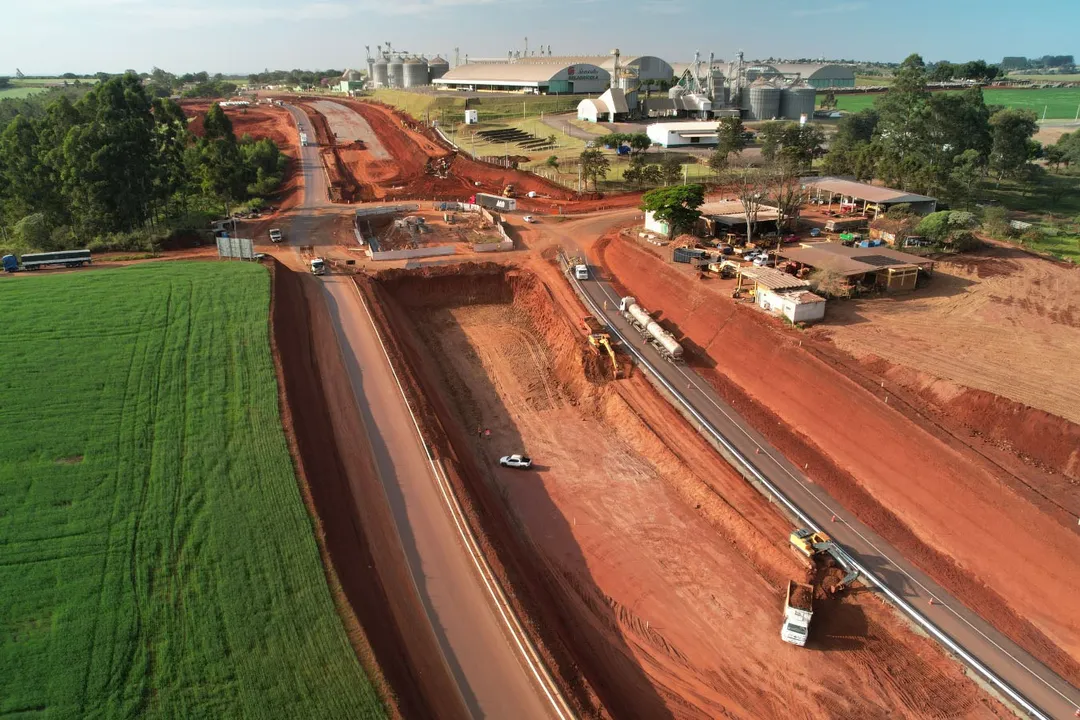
[1,0,1076,76]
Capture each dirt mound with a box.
[597,231,1080,686]
[268,260,466,720]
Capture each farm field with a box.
[0,86,47,99]
[821,87,1080,118]
[0,262,384,718]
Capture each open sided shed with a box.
[804,177,937,216]
[778,242,934,292]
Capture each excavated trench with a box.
[356,262,1005,719]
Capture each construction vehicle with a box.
[502,184,516,198]
[789,528,860,594]
[310,257,327,276]
[581,316,619,378]
[782,580,815,646]
[619,297,683,362]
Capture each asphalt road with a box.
[555,221,1080,719]
[281,104,559,719]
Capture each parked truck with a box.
[471,193,517,212]
[4,249,92,272]
[782,580,814,646]
[619,296,683,362]
[310,257,326,276]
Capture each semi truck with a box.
[782,580,814,646]
[3,249,92,272]
[471,193,517,212]
[619,296,683,362]
[310,257,326,276]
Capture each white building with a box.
[577,88,633,123]
[432,61,609,94]
[645,121,720,148]
[758,288,826,324]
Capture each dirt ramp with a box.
[269,260,467,720]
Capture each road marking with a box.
[349,279,575,720]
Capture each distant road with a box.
[282,102,562,719]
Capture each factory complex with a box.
[354,42,854,125]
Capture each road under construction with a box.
[217,96,1080,719]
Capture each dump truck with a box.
[619,296,683,362]
[782,580,814,646]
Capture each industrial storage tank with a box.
[388,55,405,88]
[749,81,781,120]
[780,85,817,120]
[428,56,450,81]
[403,56,429,88]
[373,57,389,88]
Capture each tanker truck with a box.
[619,297,683,362]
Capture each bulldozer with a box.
[581,315,619,379]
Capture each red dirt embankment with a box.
[597,232,1080,685]
[181,101,303,211]
[361,262,1006,719]
[268,259,467,720]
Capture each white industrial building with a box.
[645,121,720,148]
[577,88,633,122]
[739,267,826,324]
[432,61,610,94]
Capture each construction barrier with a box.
[365,246,457,262]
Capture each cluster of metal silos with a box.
[747,81,781,121]
[734,81,813,121]
[388,55,404,88]
[370,52,447,88]
[373,56,389,88]
[428,56,450,81]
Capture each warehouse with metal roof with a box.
[729,62,855,89]
[432,61,611,94]
[804,177,938,215]
[777,243,934,292]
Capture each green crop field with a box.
[0,262,384,718]
[0,86,48,99]
[820,87,1080,119]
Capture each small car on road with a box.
[523,215,536,223]
[499,454,533,469]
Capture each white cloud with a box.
[792,2,866,17]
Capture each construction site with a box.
[170,89,1079,719]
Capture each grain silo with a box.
[748,81,781,121]
[780,84,817,120]
[403,56,429,88]
[428,56,450,81]
[373,56,389,88]
[388,55,405,88]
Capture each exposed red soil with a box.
[181,100,302,212]
[305,98,642,211]
[359,261,1007,719]
[596,231,1080,686]
[268,259,467,720]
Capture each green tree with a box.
[989,108,1039,182]
[659,153,682,185]
[544,155,559,169]
[708,148,729,175]
[758,121,786,162]
[629,133,652,155]
[239,137,287,196]
[11,212,51,251]
[723,163,772,243]
[640,184,705,240]
[578,148,610,191]
[945,149,987,207]
[715,116,746,159]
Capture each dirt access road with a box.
[280,103,563,719]
[546,217,1080,719]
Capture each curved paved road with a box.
[281,103,561,719]
[543,212,1080,720]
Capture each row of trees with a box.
[821,54,1041,206]
[247,69,342,88]
[926,59,1002,83]
[0,73,286,254]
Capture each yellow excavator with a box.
[581,316,619,379]
[789,528,860,593]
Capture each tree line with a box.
[820,54,1042,207]
[247,69,342,88]
[0,73,287,255]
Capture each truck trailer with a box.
[5,249,92,272]
[471,193,517,212]
[619,296,683,362]
[782,580,814,646]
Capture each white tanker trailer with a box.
[619,296,683,362]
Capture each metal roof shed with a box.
[803,177,937,215]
